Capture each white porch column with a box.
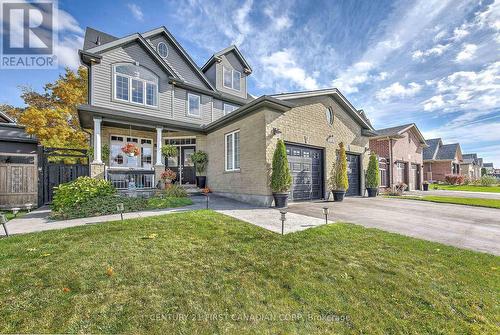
[156,126,163,165]
[93,116,102,164]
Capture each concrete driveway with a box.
[287,197,500,255]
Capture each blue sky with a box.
[1,0,499,166]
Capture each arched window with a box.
[326,107,334,125]
[113,64,158,107]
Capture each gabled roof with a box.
[201,45,252,73]
[423,138,442,160]
[83,27,118,50]
[271,88,374,131]
[462,153,477,160]
[83,26,216,92]
[462,153,478,165]
[372,123,427,146]
[484,163,494,167]
[423,138,461,161]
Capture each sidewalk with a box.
[2,195,328,236]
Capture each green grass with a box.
[393,195,500,209]
[0,210,27,221]
[432,184,500,193]
[0,211,498,334]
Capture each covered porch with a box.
[78,105,206,191]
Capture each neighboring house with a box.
[77,26,375,206]
[0,111,39,208]
[460,153,482,180]
[423,138,463,182]
[483,163,494,175]
[369,123,427,191]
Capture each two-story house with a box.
[78,26,375,206]
[423,138,463,183]
[369,123,428,191]
[460,153,482,181]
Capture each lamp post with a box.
[280,209,287,235]
[12,208,20,218]
[117,203,124,220]
[0,214,9,237]
[322,207,329,225]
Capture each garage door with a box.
[346,154,361,196]
[286,144,323,201]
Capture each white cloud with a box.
[376,82,422,101]
[127,3,144,21]
[423,95,445,111]
[263,6,292,31]
[55,9,84,34]
[452,26,470,40]
[233,0,253,45]
[412,44,449,61]
[455,43,478,62]
[261,49,319,90]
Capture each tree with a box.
[329,142,349,191]
[1,67,89,148]
[366,152,380,188]
[270,140,292,193]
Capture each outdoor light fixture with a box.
[12,208,20,217]
[117,203,124,220]
[280,209,287,235]
[272,127,282,136]
[322,207,329,225]
[25,203,33,213]
[206,194,209,209]
[0,214,8,237]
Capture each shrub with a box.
[329,142,349,191]
[191,150,209,175]
[444,174,465,185]
[388,182,407,196]
[478,175,498,186]
[270,139,292,193]
[366,152,380,189]
[161,184,188,197]
[52,176,115,211]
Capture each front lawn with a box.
[0,211,498,334]
[432,184,500,193]
[393,195,500,209]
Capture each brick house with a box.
[369,123,427,191]
[460,153,482,181]
[77,26,375,206]
[423,138,463,183]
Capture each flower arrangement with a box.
[161,169,177,183]
[202,187,211,194]
[121,143,140,157]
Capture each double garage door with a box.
[286,143,360,201]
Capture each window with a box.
[113,64,158,107]
[223,66,241,91]
[225,130,240,171]
[187,93,201,117]
[326,107,334,125]
[110,135,152,169]
[157,42,168,58]
[223,103,237,115]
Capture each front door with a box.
[165,146,196,185]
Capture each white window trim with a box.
[157,42,168,58]
[108,134,153,170]
[223,103,237,115]
[187,93,201,117]
[222,66,242,91]
[112,64,159,109]
[225,130,240,172]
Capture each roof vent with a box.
[95,35,101,46]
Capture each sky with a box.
[0,0,499,166]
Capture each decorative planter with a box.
[196,176,207,188]
[273,193,289,208]
[332,190,346,202]
[367,188,378,197]
[423,183,429,191]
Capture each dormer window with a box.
[114,64,158,107]
[223,66,241,91]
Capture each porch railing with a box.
[106,169,155,190]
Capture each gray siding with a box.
[149,34,209,89]
[212,99,224,120]
[172,86,213,125]
[215,51,248,99]
[204,63,217,88]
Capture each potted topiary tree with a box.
[329,142,349,201]
[191,150,209,188]
[270,139,292,208]
[366,152,380,197]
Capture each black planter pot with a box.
[367,187,378,197]
[332,190,346,202]
[423,183,429,191]
[196,176,207,188]
[273,193,289,208]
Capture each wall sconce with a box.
[272,128,282,136]
[326,135,335,144]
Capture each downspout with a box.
[389,137,394,188]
